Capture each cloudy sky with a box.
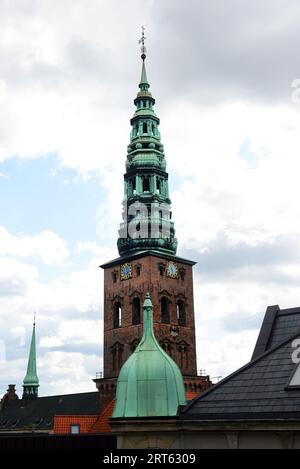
[1,0,300,396]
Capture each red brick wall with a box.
[102,254,197,378]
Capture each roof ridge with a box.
[35,391,98,400]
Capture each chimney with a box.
[0,384,19,411]
[7,384,18,401]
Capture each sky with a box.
[1,0,300,396]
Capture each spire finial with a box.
[33,312,36,327]
[138,25,146,61]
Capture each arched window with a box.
[113,302,121,328]
[112,271,117,283]
[132,297,141,325]
[161,340,172,357]
[179,269,185,281]
[112,343,123,372]
[179,343,188,370]
[143,177,150,192]
[177,300,186,326]
[159,264,165,276]
[161,296,170,324]
[143,122,147,133]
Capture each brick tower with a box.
[94,32,211,408]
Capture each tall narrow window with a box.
[112,343,123,372]
[161,297,170,324]
[177,300,186,326]
[157,179,161,194]
[159,265,164,276]
[161,340,172,357]
[143,178,150,192]
[132,297,141,325]
[143,122,147,133]
[112,348,117,371]
[159,210,163,237]
[113,302,121,328]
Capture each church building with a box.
[94,29,211,410]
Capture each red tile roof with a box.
[54,415,97,434]
[89,399,115,433]
[186,391,200,401]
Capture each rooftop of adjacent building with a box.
[0,391,100,432]
[180,304,300,422]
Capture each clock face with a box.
[120,262,132,280]
[166,261,179,278]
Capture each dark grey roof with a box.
[252,305,300,360]
[181,329,300,421]
[100,250,196,269]
[0,392,99,431]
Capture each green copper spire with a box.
[112,293,187,418]
[22,316,39,400]
[139,60,149,88]
[117,29,177,256]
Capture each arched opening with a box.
[132,297,141,325]
[179,343,189,370]
[180,269,185,281]
[159,264,164,276]
[157,179,161,194]
[161,296,170,324]
[177,300,186,326]
[112,343,123,372]
[161,340,172,357]
[143,177,150,192]
[113,302,121,328]
[143,122,147,133]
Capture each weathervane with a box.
[138,25,147,60]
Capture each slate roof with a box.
[252,305,300,359]
[0,392,99,432]
[181,305,300,421]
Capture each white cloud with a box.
[0,226,69,265]
[1,0,300,397]
[0,248,106,396]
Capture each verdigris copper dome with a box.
[112,293,187,418]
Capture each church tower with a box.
[95,31,211,405]
[22,319,39,400]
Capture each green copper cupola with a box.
[117,31,177,256]
[112,293,187,418]
[22,318,39,400]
